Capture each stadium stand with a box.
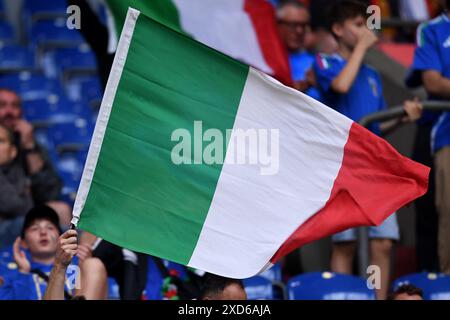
[287,272,376,300]
[42,44,97,80]
[23,0,69,23]
[0,44,35,71]
[29,18,84,49]
[0,21,13,43]
[243,276,275,300]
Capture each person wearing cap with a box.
[0,205,107,300]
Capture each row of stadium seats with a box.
[0,6,86,47]
[0,70,102,106]
[0,0,108,45]
[22,0,108,28]
[246,271,450,300]
[107,268,450,300]
[0,44,98,79]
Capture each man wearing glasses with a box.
[276,1,320,99]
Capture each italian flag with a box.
[72,8,429,278]
[104,0,292,85]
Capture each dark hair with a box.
[21,205,62,238]
[278,0,307,10]
[276,0,307,18]
[387,284,424,300]
[0,88,21,104]
[327,0,368,34]
[200,273,244,299]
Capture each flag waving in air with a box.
[104,0,292,85]
[72,8,429,279]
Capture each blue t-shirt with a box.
[313,53,387,135]
[0,254,79,300]
[407,13,450,153]
[290,51,315,81]
[289,50,322,101]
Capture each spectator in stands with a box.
[309,0,340,55]
[0,123,33,247]
[276,1,319,98]
[387,284,424,300]
[0,89,69,246]
[200,273,247,300]
[0,205,106,300]
[406,0,450,274]
[313,0,423,300]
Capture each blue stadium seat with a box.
[76,149,89,168]
[56,153,82,204]
[0,45,35,71]
[22,95,81,124]
[56,152,84,177]
[243,276,275,300]
[56,148,89,201]
[47,119,94,149]
[0,21,14,42]
[287,272,376,300]
[65,75,103,104]
[33,125,55,151]
[24,0,68,16]
[0,72,63,100]
[42,44,97,79]
[392,272,450,300]
[30,18,84,48]
[58,170,80,204]
[259,263,282,283]
[23,0,68,27]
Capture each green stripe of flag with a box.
[106,0,182,37]
[78,9,250,264]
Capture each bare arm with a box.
[331,45,367,94]
[380,99,423,135]
[422,70,450,99]
[331,28,378,94]
[43,264,68,300]
[43,230,78,300]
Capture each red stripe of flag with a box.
[244,0,293,87]
[270,122,430,263]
